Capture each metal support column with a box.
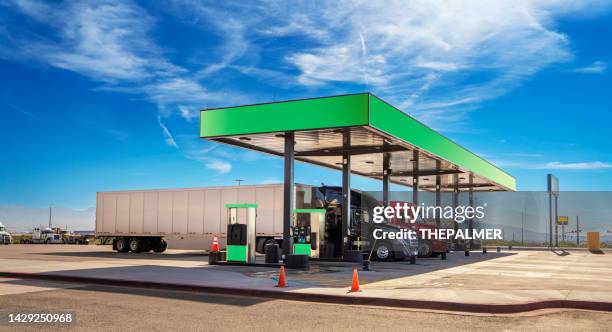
[412,150,419,206]
[341,128,351,256]
[382,149,391,207]
[453,173,459,247]
[435,160,441,228]
[282,132,295,256]
[468,173,474,249]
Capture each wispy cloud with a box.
[2,0,235,137]
[247,1,609,129]
[489,159,612,170]
[205,159,232,174]
[574,61,608,74]
[157,117,178,148]
[541,161,612,170]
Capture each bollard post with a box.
[362,260,370,271]
[496,247,501,253]
[482,247,487,254]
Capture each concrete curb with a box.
[2,271,611,314]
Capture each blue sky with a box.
[1,0,611,209]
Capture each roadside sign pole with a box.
[554,194,559,247]
[576,216,580,246]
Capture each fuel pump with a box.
[225,203,258,263]
[291,209,326,257]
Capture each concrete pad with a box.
[1,245,611,310]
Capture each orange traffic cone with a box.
[211,236,219,253]
[275,266,287,288]
[349,268,361,292]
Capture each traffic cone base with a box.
[275,266,287,288]
[349,268,361,292]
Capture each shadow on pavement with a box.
[38,250,208,261]
[0,278,270,307]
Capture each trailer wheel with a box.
[129,238,142,253]
[115,237,129,253]
[374,241,393,261]
[140,238,151,252]
[152,238,167,253]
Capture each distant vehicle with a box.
[60,230,90,245]
[0,222,12,244]
[22,227,62,244]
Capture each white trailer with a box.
[96,184,312,253]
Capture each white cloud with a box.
[254,0,608,128]
[205,159,232,174]
[157,117,178,148]
[574,61,608,74]
[541,161,612,170]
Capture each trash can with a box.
[265,242,280,264]
[284,254,309,268]
[209,251,226,265]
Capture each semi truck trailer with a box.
[96,184,417,260]
[96,184,311,253]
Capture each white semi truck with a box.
[96,184,310,253]
[0,222,12,244]
[21,226,63,244]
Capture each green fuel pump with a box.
[225,203,258,263]
[292,209,326,257]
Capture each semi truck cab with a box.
[313,186,419,261]
[0,222,12,244]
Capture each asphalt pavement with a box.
[1,278,611,331]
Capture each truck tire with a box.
[374,241,393,261]
[256,238,267,254]
[152,238,167,253]
[140,238,151,252]
[45,239,50,244]
[115,237,129,253]
[418,240,434,257]
[129,238,142,253]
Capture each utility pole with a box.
[48,206,52,228]
[234,179,244,186]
